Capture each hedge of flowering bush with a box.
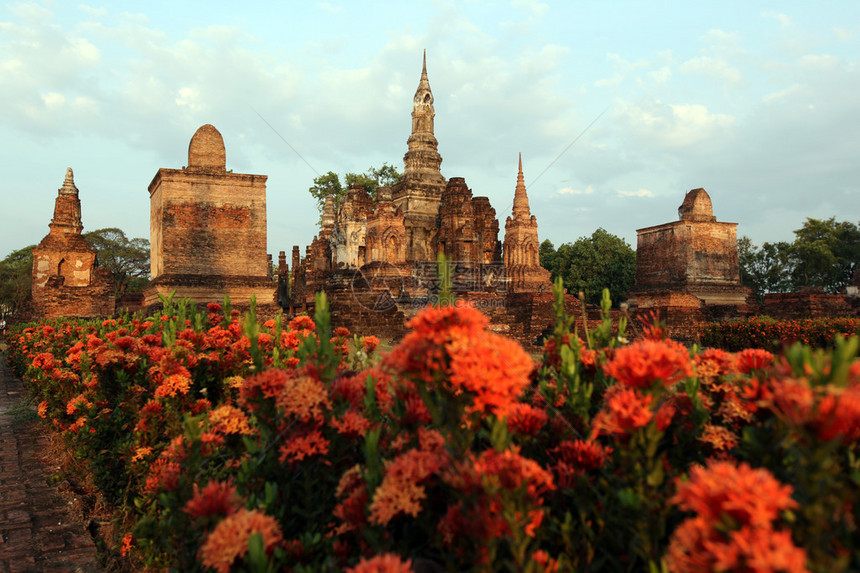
[701,316,860,352]
[6,284,860,572]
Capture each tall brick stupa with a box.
[144,124,272,306]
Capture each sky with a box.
[2,0,859,262]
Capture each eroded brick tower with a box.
[145,124,272,306]
[391,51,447,261]
[30,168,114,318]
[504,154,552,293]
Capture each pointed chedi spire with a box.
[400,50,444,183]
[49,167,83,235]
[413,49,435,119]
[512,152,531,219]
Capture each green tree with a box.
[540,228,636,306]
[789,217,860,293]
[539,239,557,271]
[83,228,150,298]
[0,245,34,317]
[308,163,402,217]
[308,171,344,213]
[738,237,794,302]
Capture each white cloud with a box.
[650,67,671,84]
[615,100,735,148]
[680,56,743,87]
[702,29,741,45]
[557,185,594,195]
[834,27,856,42]
[762,85,800,103]
[41,92,66,108]
[318,3,342,15]
[616,189,654,198]
[762,12,792,26]
[512,0,548,18]
[594,53,648,88]
[798,54,839,69]
[78,4,108,17]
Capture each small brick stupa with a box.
[628,187,753,310]
[503,154,552,293]
[144,124,272,306]
[30,168,114,318]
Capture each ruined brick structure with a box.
[30,168,114,319]
[627,188,754,340]
[629,188,752,308]
[391,51,448,262]
[287,54,578,344]
[365,187,407,267]
[504,154,553,294]
[144,124,273,306]
[437,177,501,265]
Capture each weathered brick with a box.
[145,124,272,306]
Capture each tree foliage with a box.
[539,228,636,306]
[308,163,402,216]
[739,217,860,299]
[738,237,793,302]
[83,228,150,298]
[790,217,860,292]
[0,245,34,317]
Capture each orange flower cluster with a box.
[198,508,284,573]
[550,439,613,487]
[208,405,254,436]
[506,403,549,436]
[591,387,654,439]
[735,348,775,374]
[362,335,380,353]
[764,377,860,444]
[346,553,414,573]
[385,305,533,418]
[666,460,806,573]
[438,446,555,561]
[369,429,448,525]
[603,339,692,389]
[278,429,330,464]
[183,480,242,520]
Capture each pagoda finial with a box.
[422,49,427,79]
[512,153,531,218]
[59,166,79,196]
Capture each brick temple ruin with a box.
[22,54,858,341]
[143,124,273,306]
[284,54,572,343]
[28,168,115,319]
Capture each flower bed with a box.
[6,289,860,572]
[701,316,860,352]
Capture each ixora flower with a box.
[384,305,534,418]
[198,509,284,573]
[346,553,414,573]
[671,460,797,527]
[603,338,693,389]
[735,348,775,374]
[183,480,242,521]
[590,386,654,439]
[369,430,449,525]
[666,460,806,573]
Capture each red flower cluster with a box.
[603,339,692,389]
[666,460,806,573]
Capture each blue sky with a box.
[2,0,859,262]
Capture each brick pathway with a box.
[0,353,102,573]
